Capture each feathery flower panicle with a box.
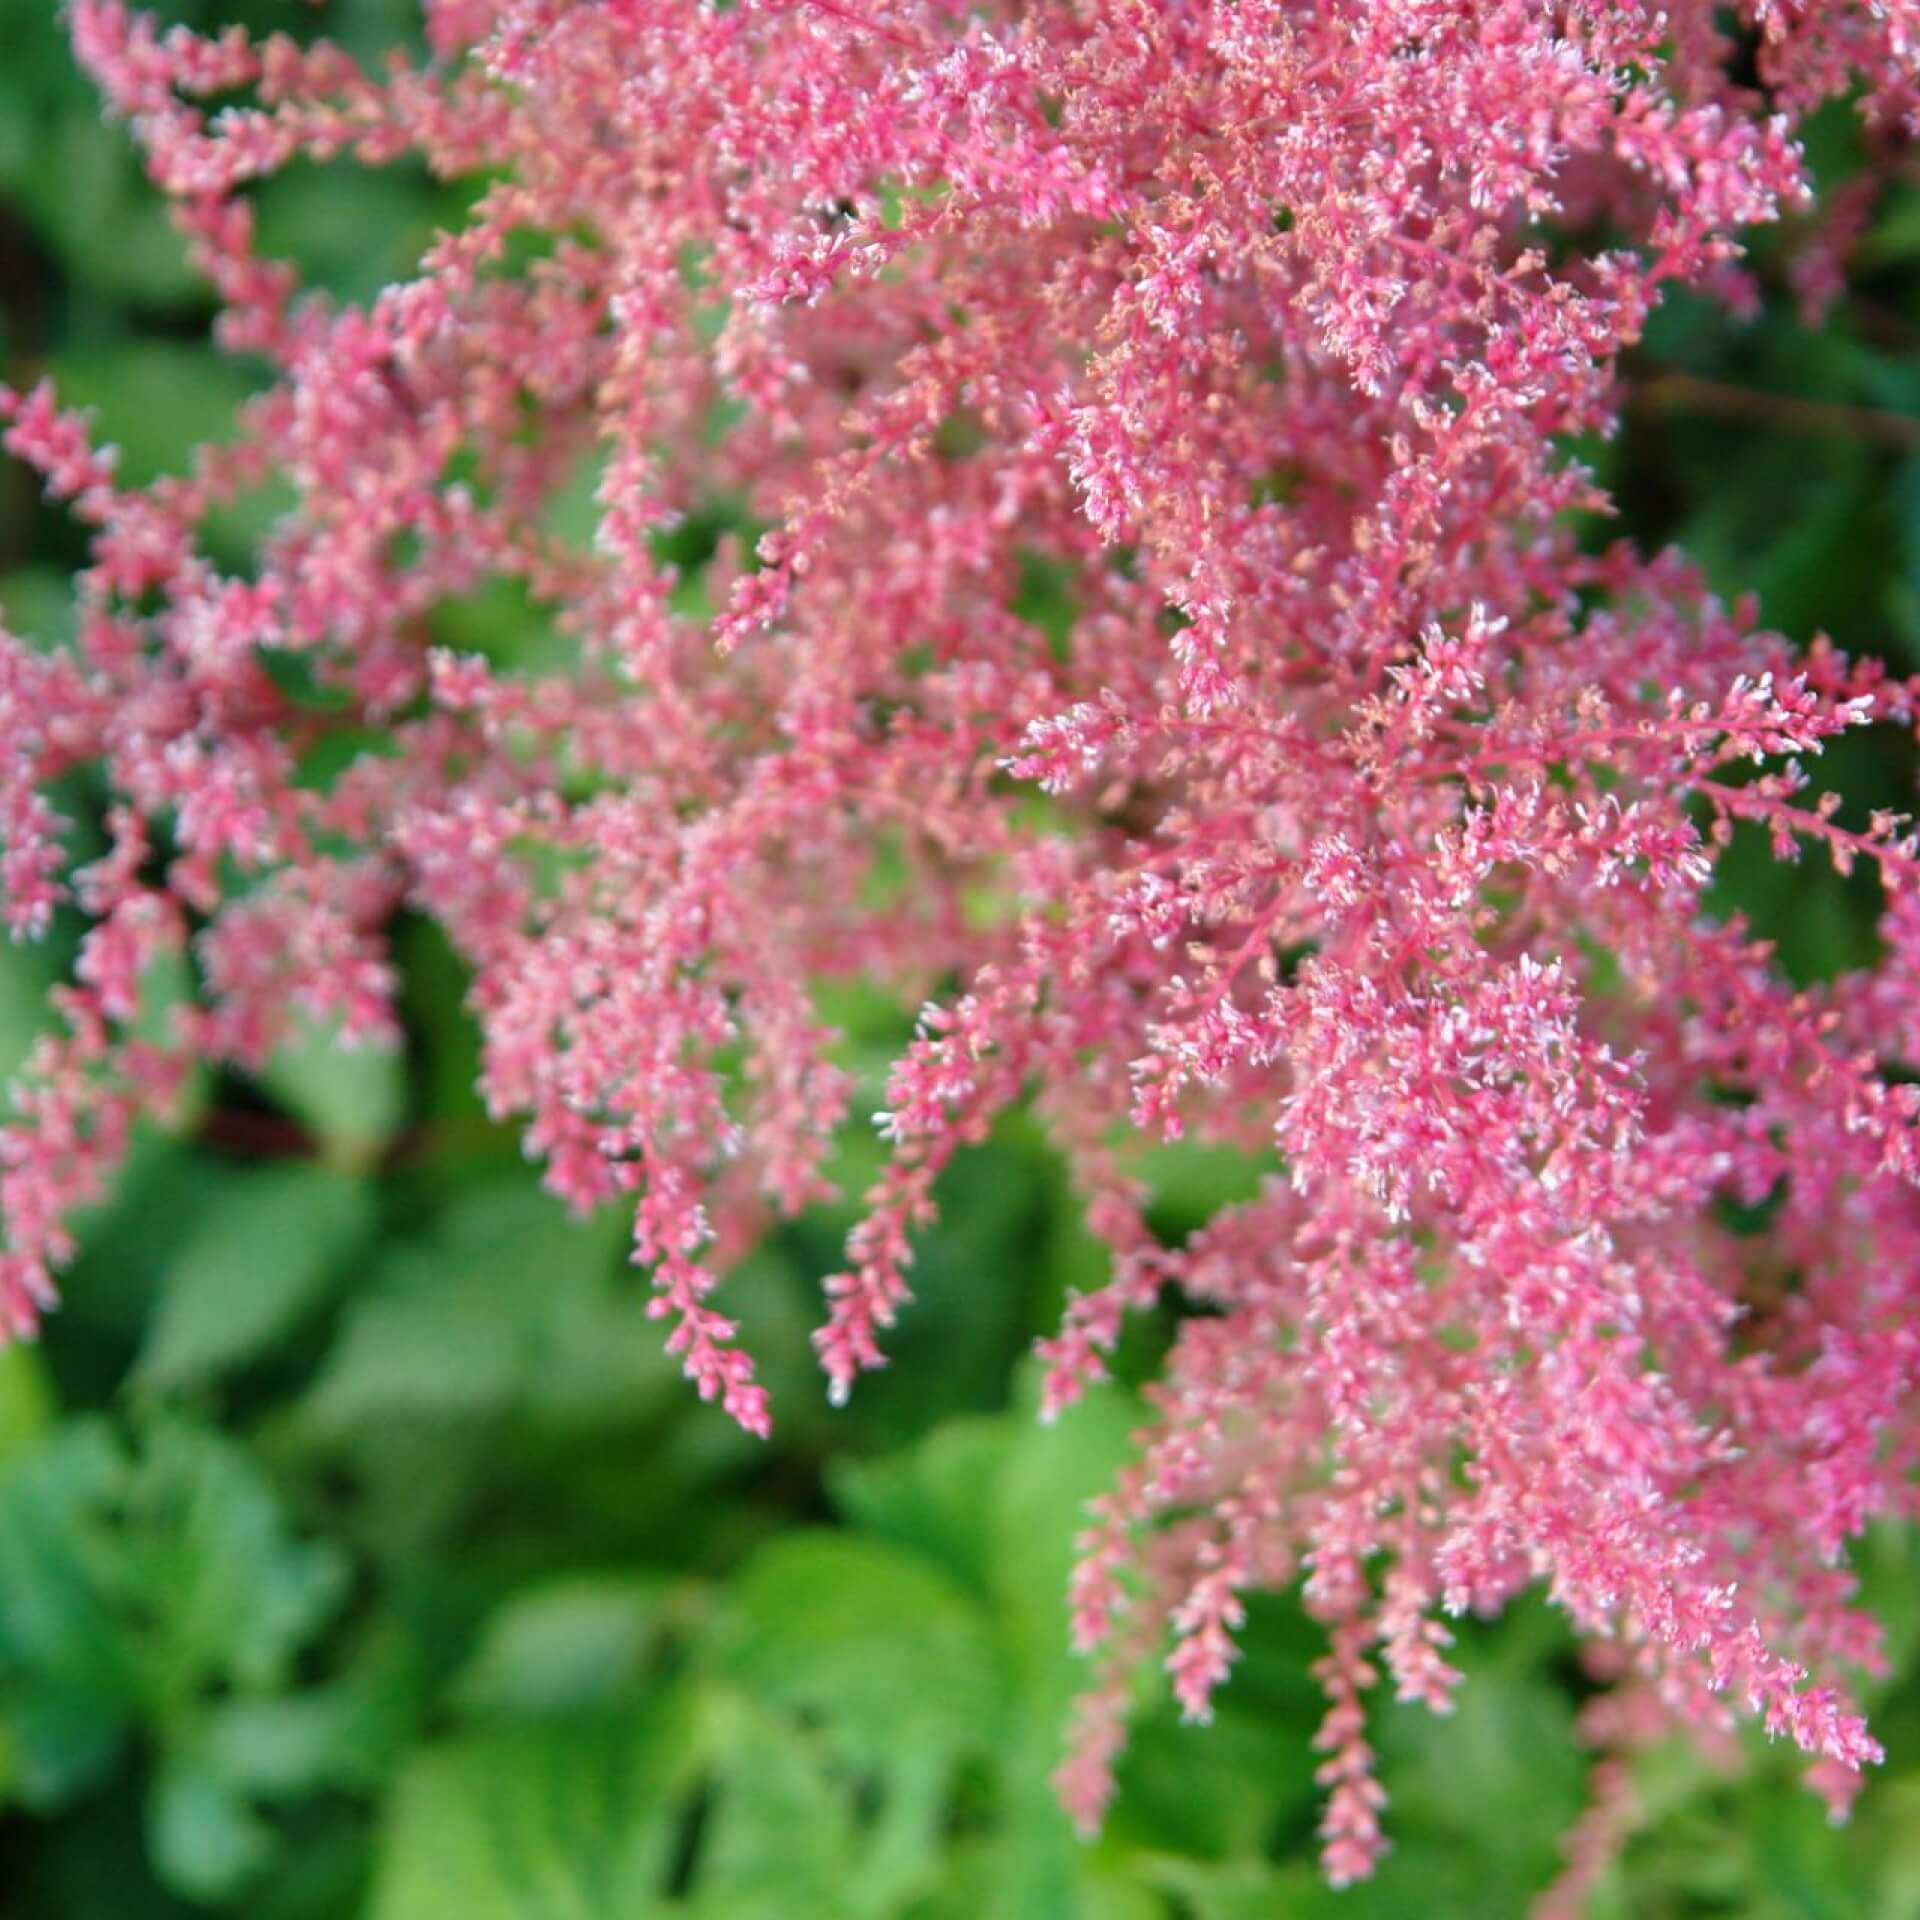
[7,0,1920,1890]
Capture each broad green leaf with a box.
[0,1422,136,1806]
[56,1135,231,1339]
[980,1373,1140,1920]
[1068,1863,1172,1920]
[257,1012,406,1171]
[303,1184,631,1431]
[1136,1140,1277,1245]
[1869,1778,1920,1919]
[135,1164,375,1390]
[0,905,64,1090]
[0,1343,56,1473]
[1370,1603,1584,1908]
[826,1413,1013,1594]
[987,1368,1138,1684]
[250,156,453,311]
[690,1700,855,1918]
[367,1702,704,1920]
[148,1752,276,1904]
[1143,1857,1321,1920]
[0,566,79,655]
[198,1626,424,1798]
[15,107,202,308]
[0,1415,346,1836]
[825,1139,1047,1445]
[452,1573,674,1718]
[46,343,261,493]
[706,1531,1004,1774]
[1114,1592,1324,1861]
[109,1417,347,1702]
[129,941,196,1054]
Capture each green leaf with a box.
[987,1369,1138,1688]
[303,1184,632,1432]
[14,108,203,309]
[1143,1857,1320,1920]
[367,1703,704,1920]
[198,1626,424,1799]
[701,1526,1021,1916]
[705,1531,1004,1774]
[1137,1141,1276,1245]
[691,1700,855,1917]
[451,1574,674,1718]
[148,1752,276,1905]
[135,1165,375,1390]
[826,1139,1047,1444]
[0,566,80,654]
[0,1343,56,1474]
[980,1376,1139,1920]
[0,892,65,1087]
[1115,1592,1323,1861]
[826,1413,1013,1593]
[0,1415,347,1833]
[45,343,261,493]
[1369,1602,1584,1908]
[0,1422,137,1806]
[250,155,454,312]
[256,1012,406,1171]
[109,1417,348,1701]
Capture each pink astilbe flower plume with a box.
[6,0,1920,1887]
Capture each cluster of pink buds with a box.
[6,0,1920,1888]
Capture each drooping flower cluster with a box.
[7,0,1920,1890]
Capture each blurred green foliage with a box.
[6,3,1920,1914]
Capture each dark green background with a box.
[4,4,1920,1912]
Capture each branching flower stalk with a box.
[5,0,1920,1890]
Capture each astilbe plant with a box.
[5,0,1920,1894]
